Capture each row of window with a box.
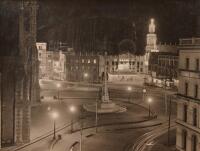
[107,61,143,66]
[158,60,178,66]
[185,58,199,71]
[70,59,97,64]
[182,130,197,151]
[70,66,97,70]
[184,83,199,98]
[183,105,198,127]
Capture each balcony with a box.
[177,93,200,104]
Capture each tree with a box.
[118,39,136,54]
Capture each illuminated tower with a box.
[146,18,157,52]
[144,18,157,74]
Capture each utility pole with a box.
[167,96,172,146]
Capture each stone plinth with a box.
[83,101,126,114]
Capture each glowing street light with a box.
[147,98,152,118]
[51,111,59,140]
[127,86,132,91]
[84,73,88,78]
[142,88,147,102]
[127,86,132,102]
[69,105,77,133]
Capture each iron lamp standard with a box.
[127,86,132,102]
[142,88,146,102]
[56,83,61,100]
[69,105,77,133]
[84,73,89,83]
[147,98,152,118]
[51,111,59,140]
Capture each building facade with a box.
[37,42,67,80]
[176,37,200,151]
[149,52,179,88]
[66,53,100,83]
[0,0,40,147]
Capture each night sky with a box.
[0,0,199,55]
[37,0,198,54]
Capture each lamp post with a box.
[147,98,152,118]
[69,105,76,133]
[142,89,146,102]
[95,98,98,133]
[84,73,88,83]
[127,86,132,102]
[51,111,59,140]
[168,96,172,146]
[56,83,61,100]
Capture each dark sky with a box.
[0,0,199,55]
[37,0,198,54]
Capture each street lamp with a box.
[84,73,89,83]
[56,83,61,100]
[51,111,59,140]
[127,86,132,102]
[147,98,152,118]
[142,88,146,102]
[69,105,77,133]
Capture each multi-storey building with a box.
[176,37,200,151]
[37,42,68,80]
[149,51,179,88]
[37,42,48,78]
[66,53,100,83]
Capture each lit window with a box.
[82,59,84,63]
[88,59,90,63]
[94,59,96,64]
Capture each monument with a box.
[84,52,126,113]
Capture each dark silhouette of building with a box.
[0,0,39,147]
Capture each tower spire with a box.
[149,18,155,33]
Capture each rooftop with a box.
[179,37,200,46]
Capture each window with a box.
[186,58,189,69]
[107,61,109,65]
[193,108,197,127]
[183,105,187,122]
[196,59,199,71]
[39,46,42,50]
[82,59,84,63]
[185,82,188,96]
[141,62,143,65]
[88,59,90,63]
[112,61,114,65]
[192,135,197,151]
[182,130,187,150]
[140,68,143,72]
[94,59,96,64]
[194,84,198,98]
[137,62,140,67]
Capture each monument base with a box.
[83,101,126,114]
